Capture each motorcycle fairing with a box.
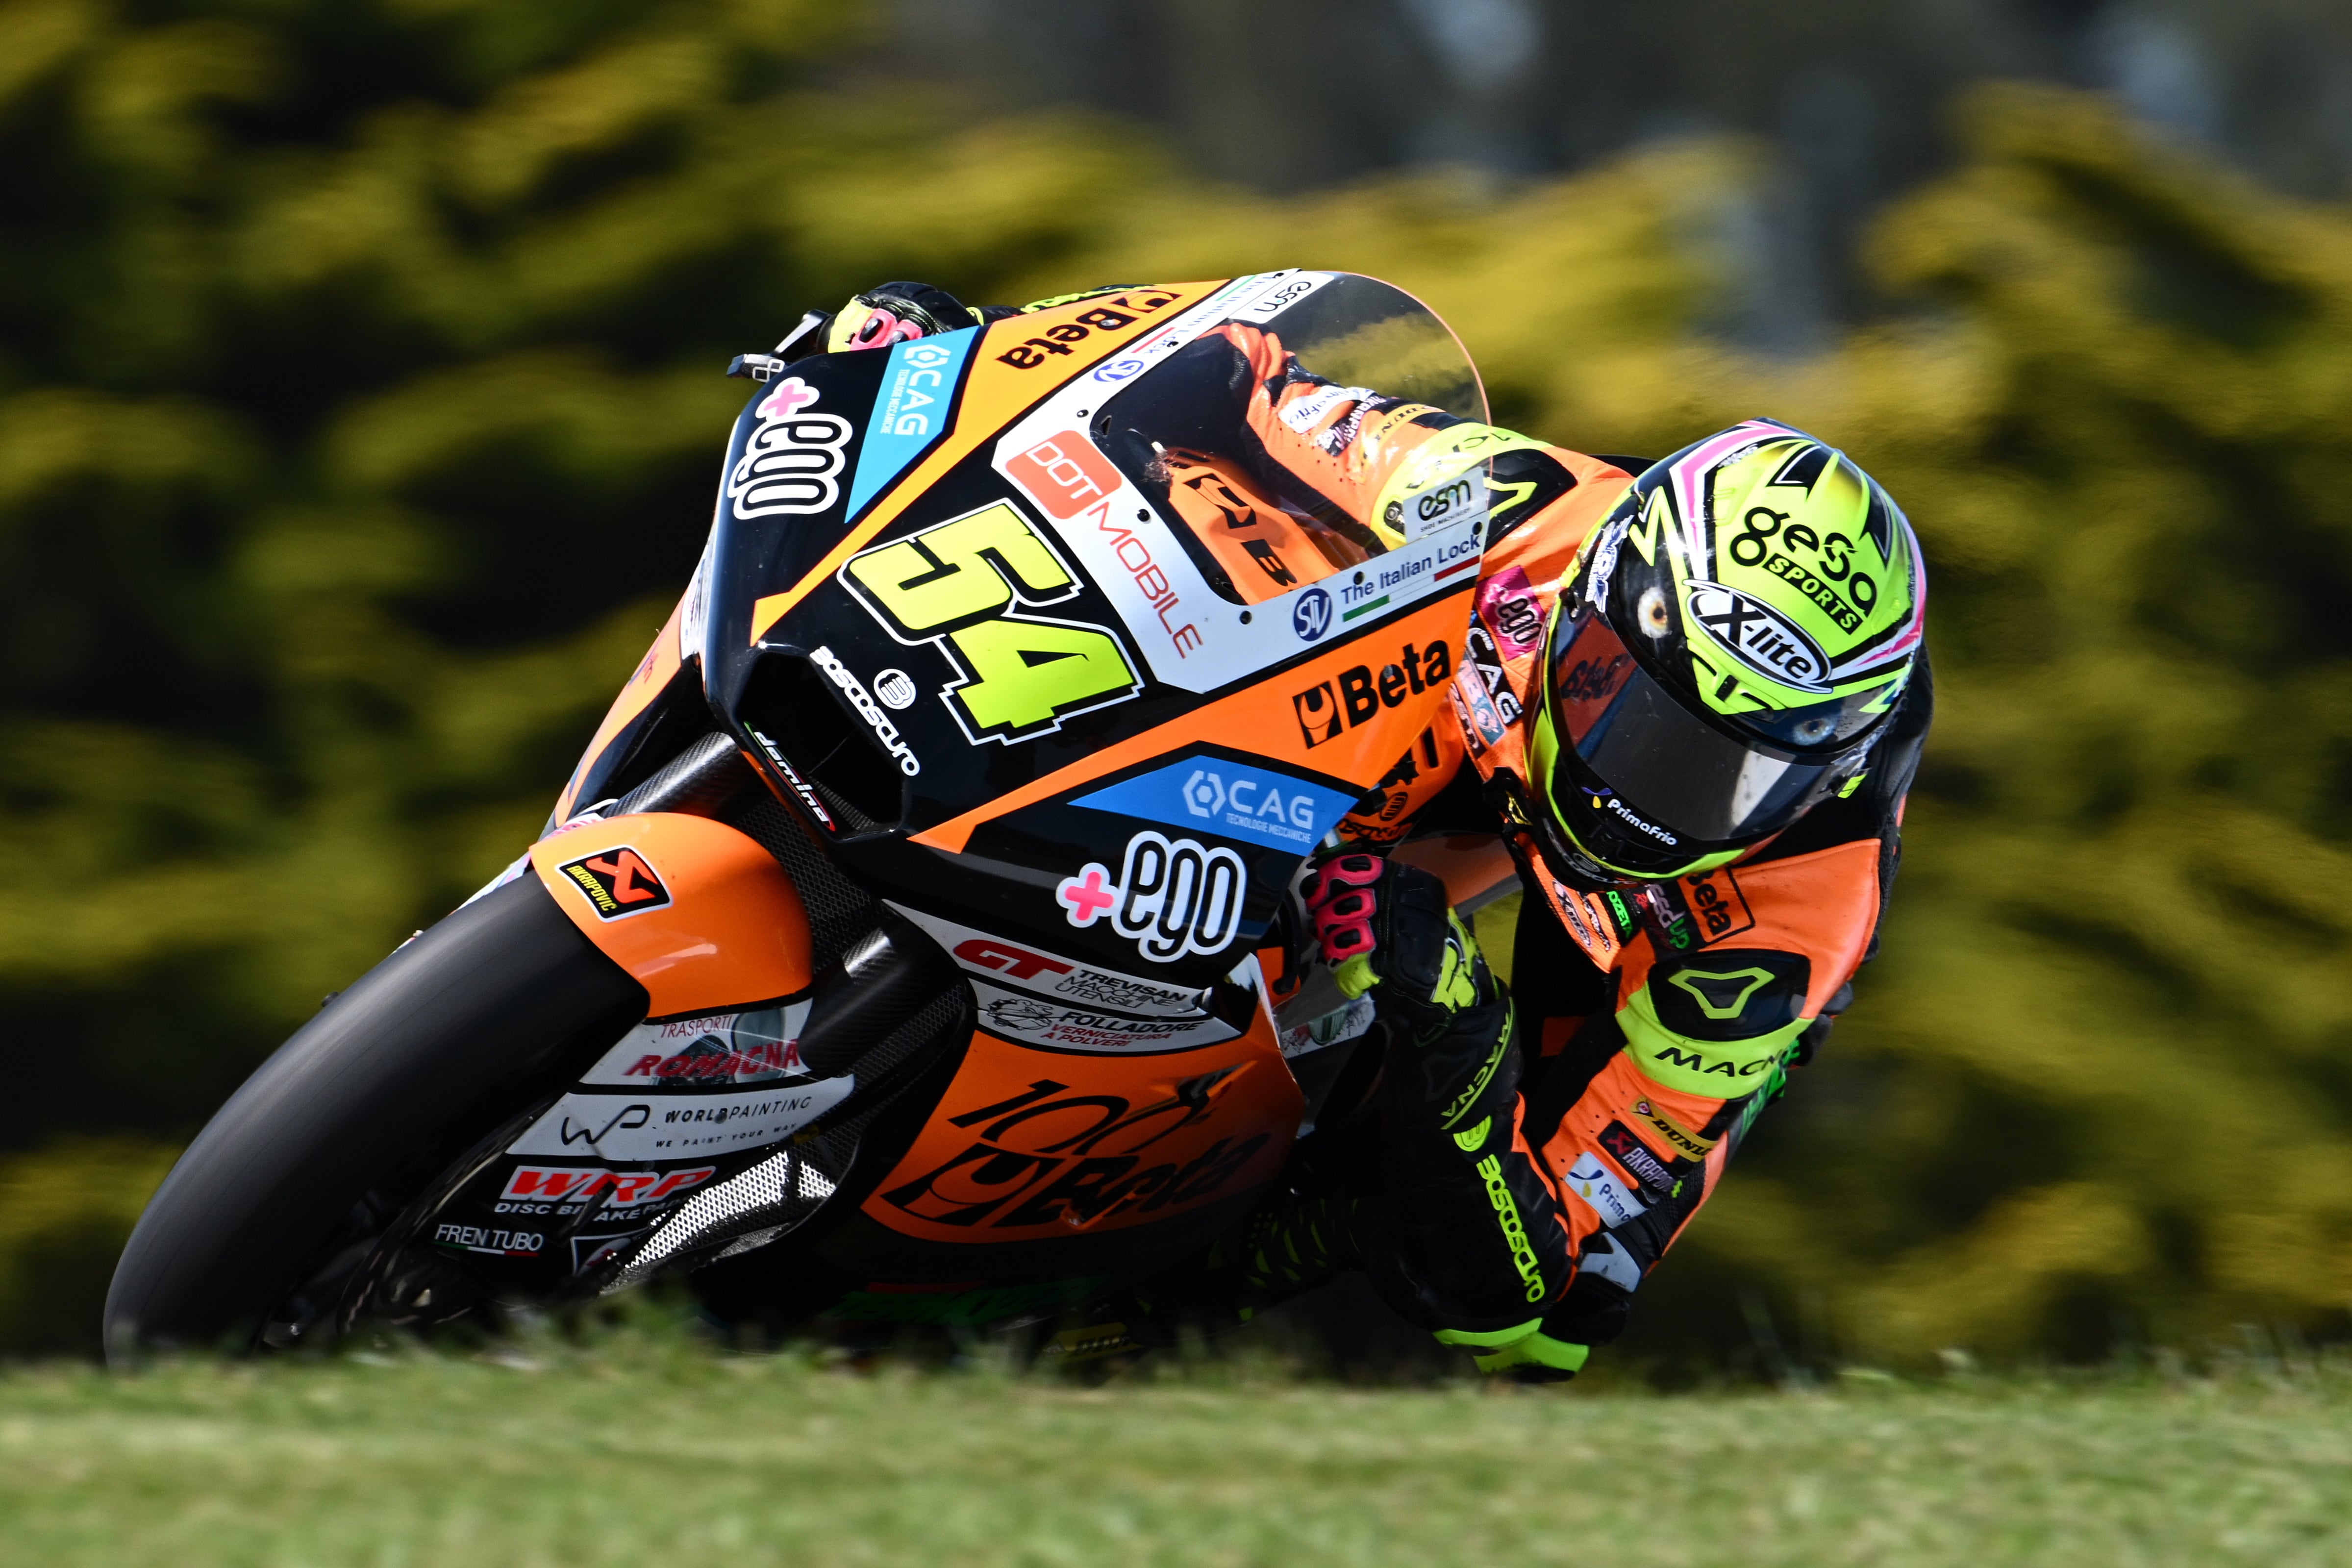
[551,597,693,826]
[529,810,813,1018]
[730,284,1212,652]
[987,273,1489,697]
[499,270,1484,1303]
[855,1005,1300,1247]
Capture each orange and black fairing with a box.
[552,598,701,826]
[861,1006,1299,1246]
[515,272,1501,1298]
[675,273,1495,993]
[531,810,813,1017]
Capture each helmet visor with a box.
[1543,604,1851,846]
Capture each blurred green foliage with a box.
[0,1141,175,1356]
[3,0,2348,1366]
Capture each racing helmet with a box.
[1528,419,1926,885]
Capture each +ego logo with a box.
[728,378,852,521]
[1055,831,1247,962]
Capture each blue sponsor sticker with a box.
[1071,758,1358,850]
[843,330,977,520]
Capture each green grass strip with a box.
[8,1327,2352,1567]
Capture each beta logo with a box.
[1055,830,1248,962]
[556,847,672,920]
[1292,641,1454,748]
[1685,580,1832,693]
[995,294,1176,370]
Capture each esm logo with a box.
[1293,640,1454,748]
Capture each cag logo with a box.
[1180,769,1225,817]
[1291,640,1455,748]
[1291,586,1332,642]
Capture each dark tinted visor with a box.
[1547,608,1848,843]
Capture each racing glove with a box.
[1300,854,1495,1027]
[823,282,986,352]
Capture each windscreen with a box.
[1091,274,1488,609]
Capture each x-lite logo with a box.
[1691,594,1769,648]
[557,846,673,921]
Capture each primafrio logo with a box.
[1055,830,1248,962]
[1685,580,1832,693]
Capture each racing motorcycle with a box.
[104,271,1520,1358]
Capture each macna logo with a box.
[1642,1040,1797,1084]
[557,847,672,921]
[1665,966,1777,1020]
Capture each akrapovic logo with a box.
[556,847,672,920]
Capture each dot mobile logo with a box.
[556,847,672,921]
[1006,430,1200,660]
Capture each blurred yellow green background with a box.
[4,0,2351,1371]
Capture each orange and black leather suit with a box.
[1110,316,1933,1367]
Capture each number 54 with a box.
[842,501,1141,742]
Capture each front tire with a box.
[103,875,646,1360]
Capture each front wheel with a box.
[103,875,647,1360]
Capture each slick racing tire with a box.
[103,874,646,1361]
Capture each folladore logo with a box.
[557,847,672,920]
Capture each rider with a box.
[809,283,1932,1380]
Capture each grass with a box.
[4,1321,2352,1567]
